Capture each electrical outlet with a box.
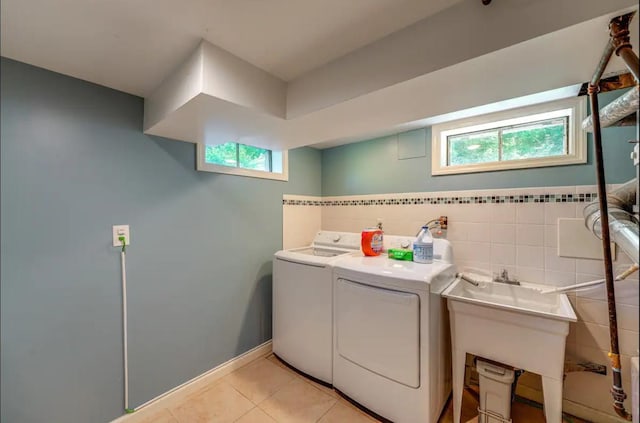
[112,225,130,247]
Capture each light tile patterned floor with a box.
[140,354,586,423]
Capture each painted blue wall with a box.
[322,92,637,196]
[0,58,321,423]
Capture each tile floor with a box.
[140,354,589,423]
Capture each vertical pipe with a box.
[588,84,631,420]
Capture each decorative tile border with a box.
[282,199,324,206]
[283,192,598,206]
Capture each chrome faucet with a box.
[493,269,520,285]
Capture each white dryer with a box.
[273,231,360,384]
[332,237,456,423]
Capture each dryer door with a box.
[336,278,420,388]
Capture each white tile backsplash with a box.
[575,258,606,277]
[516,203,545,224]
[577,298,640,332]
[544,270,576,287]
[516,224,544,246]
[543,225,557,248]
[577,322,639,356]
[490,224,516,244]
[486,204,516,223]
[282,199,322,249]
[455,260,492,275]
[516,245,544,268]
[455,241,492,263]
[467,223,492,242]
[544,247,576,273]
[491,243,516,266]
[446,222,469,241]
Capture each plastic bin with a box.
[476,359,516,423]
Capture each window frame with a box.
[431,97,587,176]
[196,142,288,181]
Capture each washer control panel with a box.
[313,231,361,250]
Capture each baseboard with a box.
[110,341,272,423]
[517,384,628,423]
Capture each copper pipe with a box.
[588,84,632,421]
[610,12,639,82]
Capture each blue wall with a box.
[0,58,321,423]
[322,92,637,196]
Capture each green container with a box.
[388,248,413,261]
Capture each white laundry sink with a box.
[442,278,576,322]
[442,277,576,423]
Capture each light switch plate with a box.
[558,218,615,260]
[112,225,130,247]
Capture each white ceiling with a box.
[0,0,461,97]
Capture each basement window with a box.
[197,142,288,181]
[431,97,587,175]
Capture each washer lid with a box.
[275,231,360,265]
[275,246,356,266]
[285,247,349,257]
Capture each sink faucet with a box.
[493,269,520,285]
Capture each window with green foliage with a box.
[196,142,288,181]
[431,97,586,175]
[447,117,567,166]
[205,142,271,171]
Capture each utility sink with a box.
[442,277,577,322]
[442,276,577,423]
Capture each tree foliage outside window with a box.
[205,142,271,171]
[448,117,567,166]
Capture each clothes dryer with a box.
[332,237,456,422]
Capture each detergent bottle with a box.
[413,225,433,264]
[361,227,384,256]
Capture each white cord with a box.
[541,278,605,294]
[121,248,129,411]
[541,264,639,294]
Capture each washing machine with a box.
[332,237,456,423]
[273,231,360,384]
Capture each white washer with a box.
[333,237,456,423]
[273,231,361,384]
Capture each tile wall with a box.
[282,195,322,249]
[283,185,639,422]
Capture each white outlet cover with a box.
[112,225,130,247]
